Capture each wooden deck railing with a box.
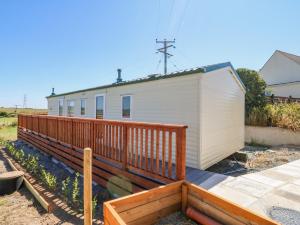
[18,114,187,181]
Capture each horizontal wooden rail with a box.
[18,114,187,183]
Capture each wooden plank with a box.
[187,182,279,225]
[168,131,172,178]
[104,202,127,225]
[150,129,154,172]
[145,129,148,171]
[188,194,245,225]
[135,128,138,167]
[162,130,166,177]
[109,181,183,213]
[156,129,159,173]
[84,148,92,225]
[181,183,188,213]
[139,128,143,169]
[127,203,180,225]
[119,193,181,223]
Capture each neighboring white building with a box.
[260,50,300,98]
[47,62,245,169]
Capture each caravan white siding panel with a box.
[47,74,201,168]
[200,67,245,169]
[269,82,300,98]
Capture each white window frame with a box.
[121,95,132,119]
[95,94,106,119]
[58,99,64,116]
[80,99,87,116]
[67,100,75,117]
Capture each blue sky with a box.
[0,0,299,108]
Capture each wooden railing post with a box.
[56,117,58,141]
[122,125,128,170]
[84,148,92,225]
[176,127,186,180]
[70,118,74,149]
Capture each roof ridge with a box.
[277,50,300,66]
[47,62,241,98]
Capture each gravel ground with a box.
[155,212,197,225]
[269,206,300,225]
[0,141,108,224]
[207,145,300,176]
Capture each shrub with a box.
[236,68,267,115]
[246,103,300,131]
[41,169,57,190]
[72,173,80,206]
[25,155,39,174]
[61,177,71,201]
[0,111,9,117]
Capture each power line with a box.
[156,39,176,75]
[173,0,191,37]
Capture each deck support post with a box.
[84,148,92,225]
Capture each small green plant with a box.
[61,177,71,201]
[92,195,98,218]
[41,169,57,190]
[15,149,25,162]
[25,154,39,174]
[72,172,80,206]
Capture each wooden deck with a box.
[18,114,188,195]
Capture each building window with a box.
[96,95,105,119]
[67,100,75,117]
[80,99,86,116]
[59,99,64,116]
[122,95,131,118]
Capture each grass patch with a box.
[0,107,47,117]
[0,126,17,141]
[0,117,17,127]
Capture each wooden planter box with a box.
[104,180,279,225]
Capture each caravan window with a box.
[80,99,86,116]
[122,95,131,118]
[67,100,75,117]
[59,99,64,116]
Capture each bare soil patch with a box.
[207,145,300,176]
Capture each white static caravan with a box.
[47,62,245,169]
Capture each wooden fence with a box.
[18,114,187,190]
[267,95,300,104]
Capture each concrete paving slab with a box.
[273,165,300,178]
[221,176,273,198]
[196,159,300,223]
[242,173,285,187]
[208,184,258,207]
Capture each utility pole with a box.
[23,94,27,109]
[156,39,175,75]
[14,105,20,113]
